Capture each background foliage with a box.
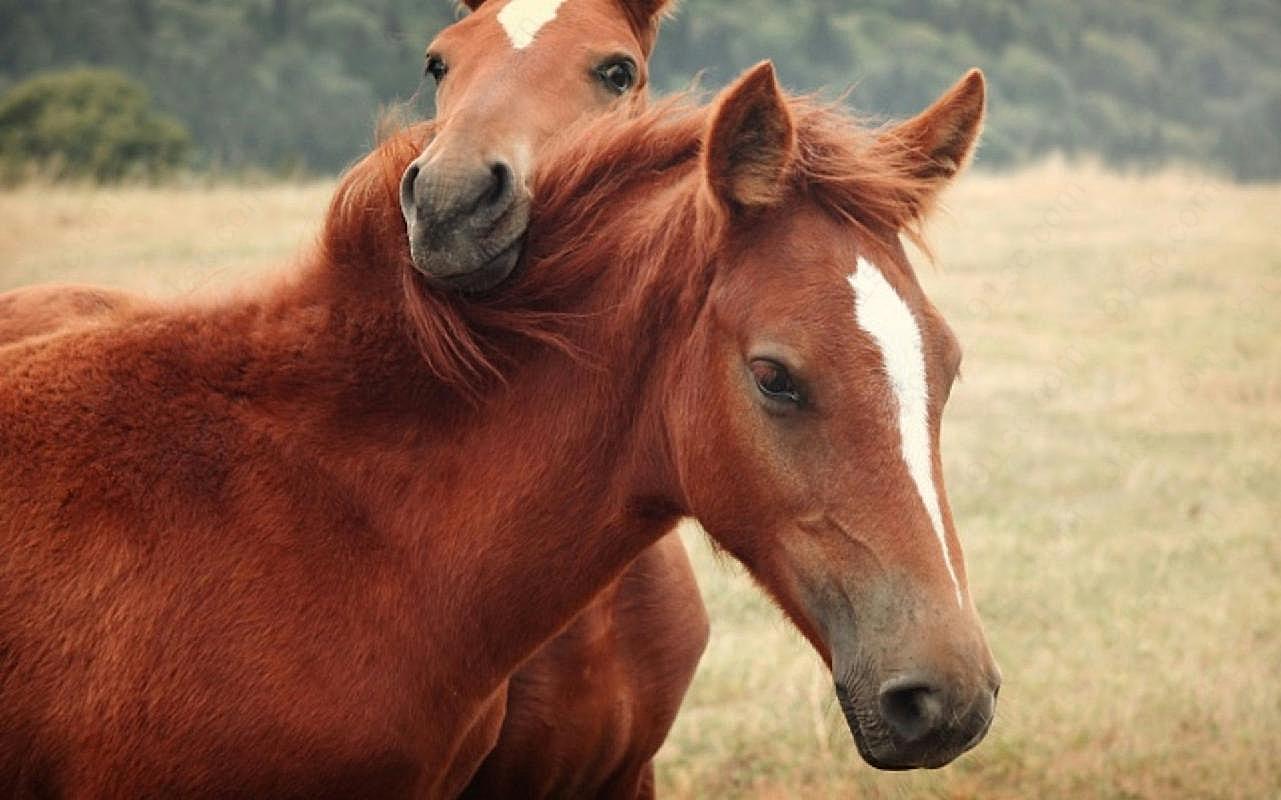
[0,68,189,182]
[1,0,1278,179]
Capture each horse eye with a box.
[750,360,802,405]
[425,55,448,84]
[597,59,637,95]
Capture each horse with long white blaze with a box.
[0,62,998,794]
[0,0,707,797]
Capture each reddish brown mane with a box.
[319,92,947,399]
[538,95,952,282]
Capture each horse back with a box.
[0,284,140,347]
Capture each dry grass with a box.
[0,181,329,296]
[2,164,1278,798]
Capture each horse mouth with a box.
[406,189,529,294]
[436,236,525,294]
[834,681,991,771]
[407,220,527,294]
[835,682,910,770]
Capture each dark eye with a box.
[596,59,637,95]
[751,360,802,405]
[425,55,448,84]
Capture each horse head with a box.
[399,0,671,292]
[665,63,1001,770]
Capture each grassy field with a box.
[2,165,1278,798]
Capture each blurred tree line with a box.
[0,69,189,181]
[0,0,1277,180]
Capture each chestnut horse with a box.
[0,1,706,796]
[0,63,999,795]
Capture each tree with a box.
[0,68,190,182]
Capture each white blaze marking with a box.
[497,0,571,50]
[850,257,964,608]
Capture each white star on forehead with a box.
[497,0,572,50]
[850,256,963,608]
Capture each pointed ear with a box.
[887,69,986,208]
[702,61,796,212]
[615,0,674,53]
[617,0,673,21]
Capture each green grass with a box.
[2,164,1277,798]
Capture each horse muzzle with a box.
[835,666,999,770]
[400,155,531,293]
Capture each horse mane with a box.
[523,92,943,301]
[507,93,945,349]
[316,91,942,400]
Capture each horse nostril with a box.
[878,675,944,744]
[400,162,422,215]
[486,160,514,208]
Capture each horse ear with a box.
[702,61,796,212]
[617,0,673,22]
[885,69,986,210]
[615,0,674,53]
